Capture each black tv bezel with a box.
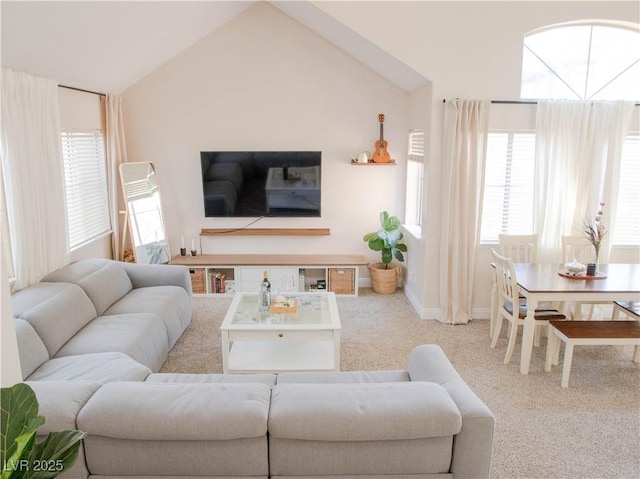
[200,151,322,218]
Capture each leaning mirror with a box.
[120,162,170,264]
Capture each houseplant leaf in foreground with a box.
[26,430,87,479]
[1,383,44,473]
[1,383,86,479]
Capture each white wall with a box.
[122,2,410,269]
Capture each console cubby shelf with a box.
[171,254,366,296]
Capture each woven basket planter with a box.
[368,263,399,294]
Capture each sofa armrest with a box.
[408,344,494,479]
[122,263,192,296]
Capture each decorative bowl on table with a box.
[564,259,586,274]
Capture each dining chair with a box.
[498,234,539,263]
[561,235,610,319]
[490,249,566,365]
[561,235,593,265]
[489,234,539,340]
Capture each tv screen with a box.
[200,151,321,217]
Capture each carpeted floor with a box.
[161,290,640,479]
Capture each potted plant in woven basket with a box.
[363,211,408,294]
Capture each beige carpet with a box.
[161,290,640,479]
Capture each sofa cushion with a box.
[276,369,410,384]
[269,436,454,477]
[12,282,97,357]
[104,286,191,348]
[269,382,462,441]
[55,313,169,372]
[26,380,100,479]
[146,372,277,386]
[25,380,102,433]
[26,352,151,383]
[14,319,50,379]
[77,382,271,441]
[44,259,133,316]
[83,438,269,477]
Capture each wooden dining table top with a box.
[513,263,640,294]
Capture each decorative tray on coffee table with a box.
[270,299,298,313]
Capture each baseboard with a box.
[360,279,492,322]
[472,308,492,320]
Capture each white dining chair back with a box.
[490,249,566,365]
[498,234,538,263]
[491,234,539,339]
[561,235,594,264]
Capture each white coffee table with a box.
[220,292,341,373]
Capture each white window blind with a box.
[405,129,425,228]
[613,134,640,245]
[61,130,110,249]
[408,129,425,157]
[481,132,536,242]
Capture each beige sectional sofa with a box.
[12,259,495,479]
[13,259,192,381]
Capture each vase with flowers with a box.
[584,202,606,274]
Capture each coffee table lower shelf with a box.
[227,340,337,373]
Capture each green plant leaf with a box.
[25,430,87,479]
[1,384,43,469]
[379,211,390,228]
[1,384,86,479]
[381,213,401,232]
[367,237,384,251]
[363,232,379,242]
[381,249,393,264]
[1,431,37,479]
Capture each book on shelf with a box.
[207,269,227,294]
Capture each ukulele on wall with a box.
[373,113,391,163]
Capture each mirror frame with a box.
[119,161,171,264]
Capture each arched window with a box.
[481,21,640,245]
[521,22,639,100]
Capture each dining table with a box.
[512,262,640,375]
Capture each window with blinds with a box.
[480,132,535,242]
[405,129,424,231]
[613,134,640,245]
[481,131,639,246]
[60,130,110,249]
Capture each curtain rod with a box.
[441,99,538,104]
[443,99,640,106]
[59,84,106,97]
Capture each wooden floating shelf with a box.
[350,159,396,166]
[201,228,331,236]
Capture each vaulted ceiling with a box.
[1,1,427,94]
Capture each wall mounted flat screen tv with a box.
[200,151,321,217]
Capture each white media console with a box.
[170,254,367,296]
